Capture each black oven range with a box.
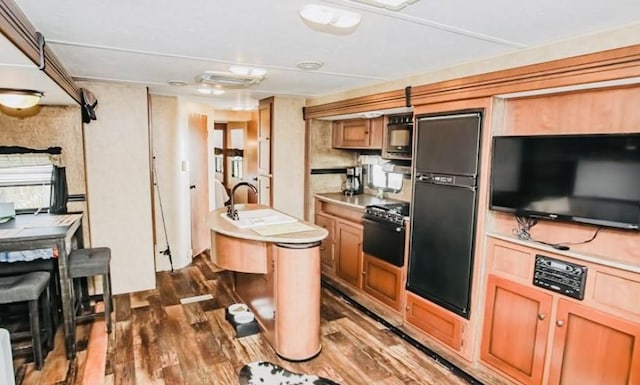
[362,202,409,267]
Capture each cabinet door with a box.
[480,275,552,385]
[548,299,640,385]
[333,119,371,148]
[258,97,272,175]
[405,291,464,351]
[257,175,271,206]
[368,116,384,148]
[335,220,363,288]
[362,254,403,311]
[315,214,335,272]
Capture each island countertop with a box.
[206,204,328,244]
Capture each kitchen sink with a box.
[221,208,297,229]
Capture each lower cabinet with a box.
[481,274,640,385]
[315,213,335,272]
[335,219,363,288]
[362,254,403,310]
[547,299,640,385]
[480,275,552,385]
[405,292,464,351]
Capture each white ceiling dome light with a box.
[299,4,362,34]
[296,60,324,71]
[0,89,43,109]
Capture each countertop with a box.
[314,192,408,210]
[207,204,328,244]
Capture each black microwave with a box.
[385,114,413,158]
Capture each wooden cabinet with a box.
[482,238,640,385]
[548,299,640,385]
[362,254,403,310]
[405,292,464,351]
[480,275,552,385]
[257,174,271,206]
[335,220,363,287]
[332,117,383,149]
[315,213,335,272]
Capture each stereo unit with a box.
[533,254,587,300]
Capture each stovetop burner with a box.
[364,202,410,225]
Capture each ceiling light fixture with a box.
[351,0,419,11]
[0,89,43,109]
[296,60,324,71]
[228,65,267,77]
[196,71,265,89]
[299,4,361,32]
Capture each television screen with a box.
[490,134,640,230]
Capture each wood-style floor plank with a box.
[15,254,472,385]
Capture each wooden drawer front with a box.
[488,238,533,280]
[593,271,640,318]
[405,292,463,351]
[362,254,403,311]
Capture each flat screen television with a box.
[490,133,640,230]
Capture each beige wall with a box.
[272,96,306,218]
[0,106,84,195]
[0,105,88,225]
[150,95,190,271]
[81,82,155,294]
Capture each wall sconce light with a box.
[0,89,44,109]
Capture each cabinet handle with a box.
[537,313,546,320]
[320,246,326,251]
[405,305,411,312]
[556,320,565,327]
[362,271,366,275]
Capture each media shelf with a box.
[486,232,640,274]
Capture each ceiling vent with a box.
[195,71,265,89]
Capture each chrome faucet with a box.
[227,182,258,221]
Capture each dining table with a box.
[0,212,84,359]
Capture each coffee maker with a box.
[343,166,363,196]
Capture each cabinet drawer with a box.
[405,292,464,351]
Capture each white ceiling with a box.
[4,0,640,109]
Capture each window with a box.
[231,157,243,179]
[0,163,53,211]
[367,164,403,192]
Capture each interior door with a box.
[188,113,210,257]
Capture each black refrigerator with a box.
[407,111,482,319]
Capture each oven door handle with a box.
[362,217,405,233]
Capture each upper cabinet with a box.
[332,117,383,149]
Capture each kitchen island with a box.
[206,204,328,361]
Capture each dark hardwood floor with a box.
[16,255,471,385]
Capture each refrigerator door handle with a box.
[417,174,432,182]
